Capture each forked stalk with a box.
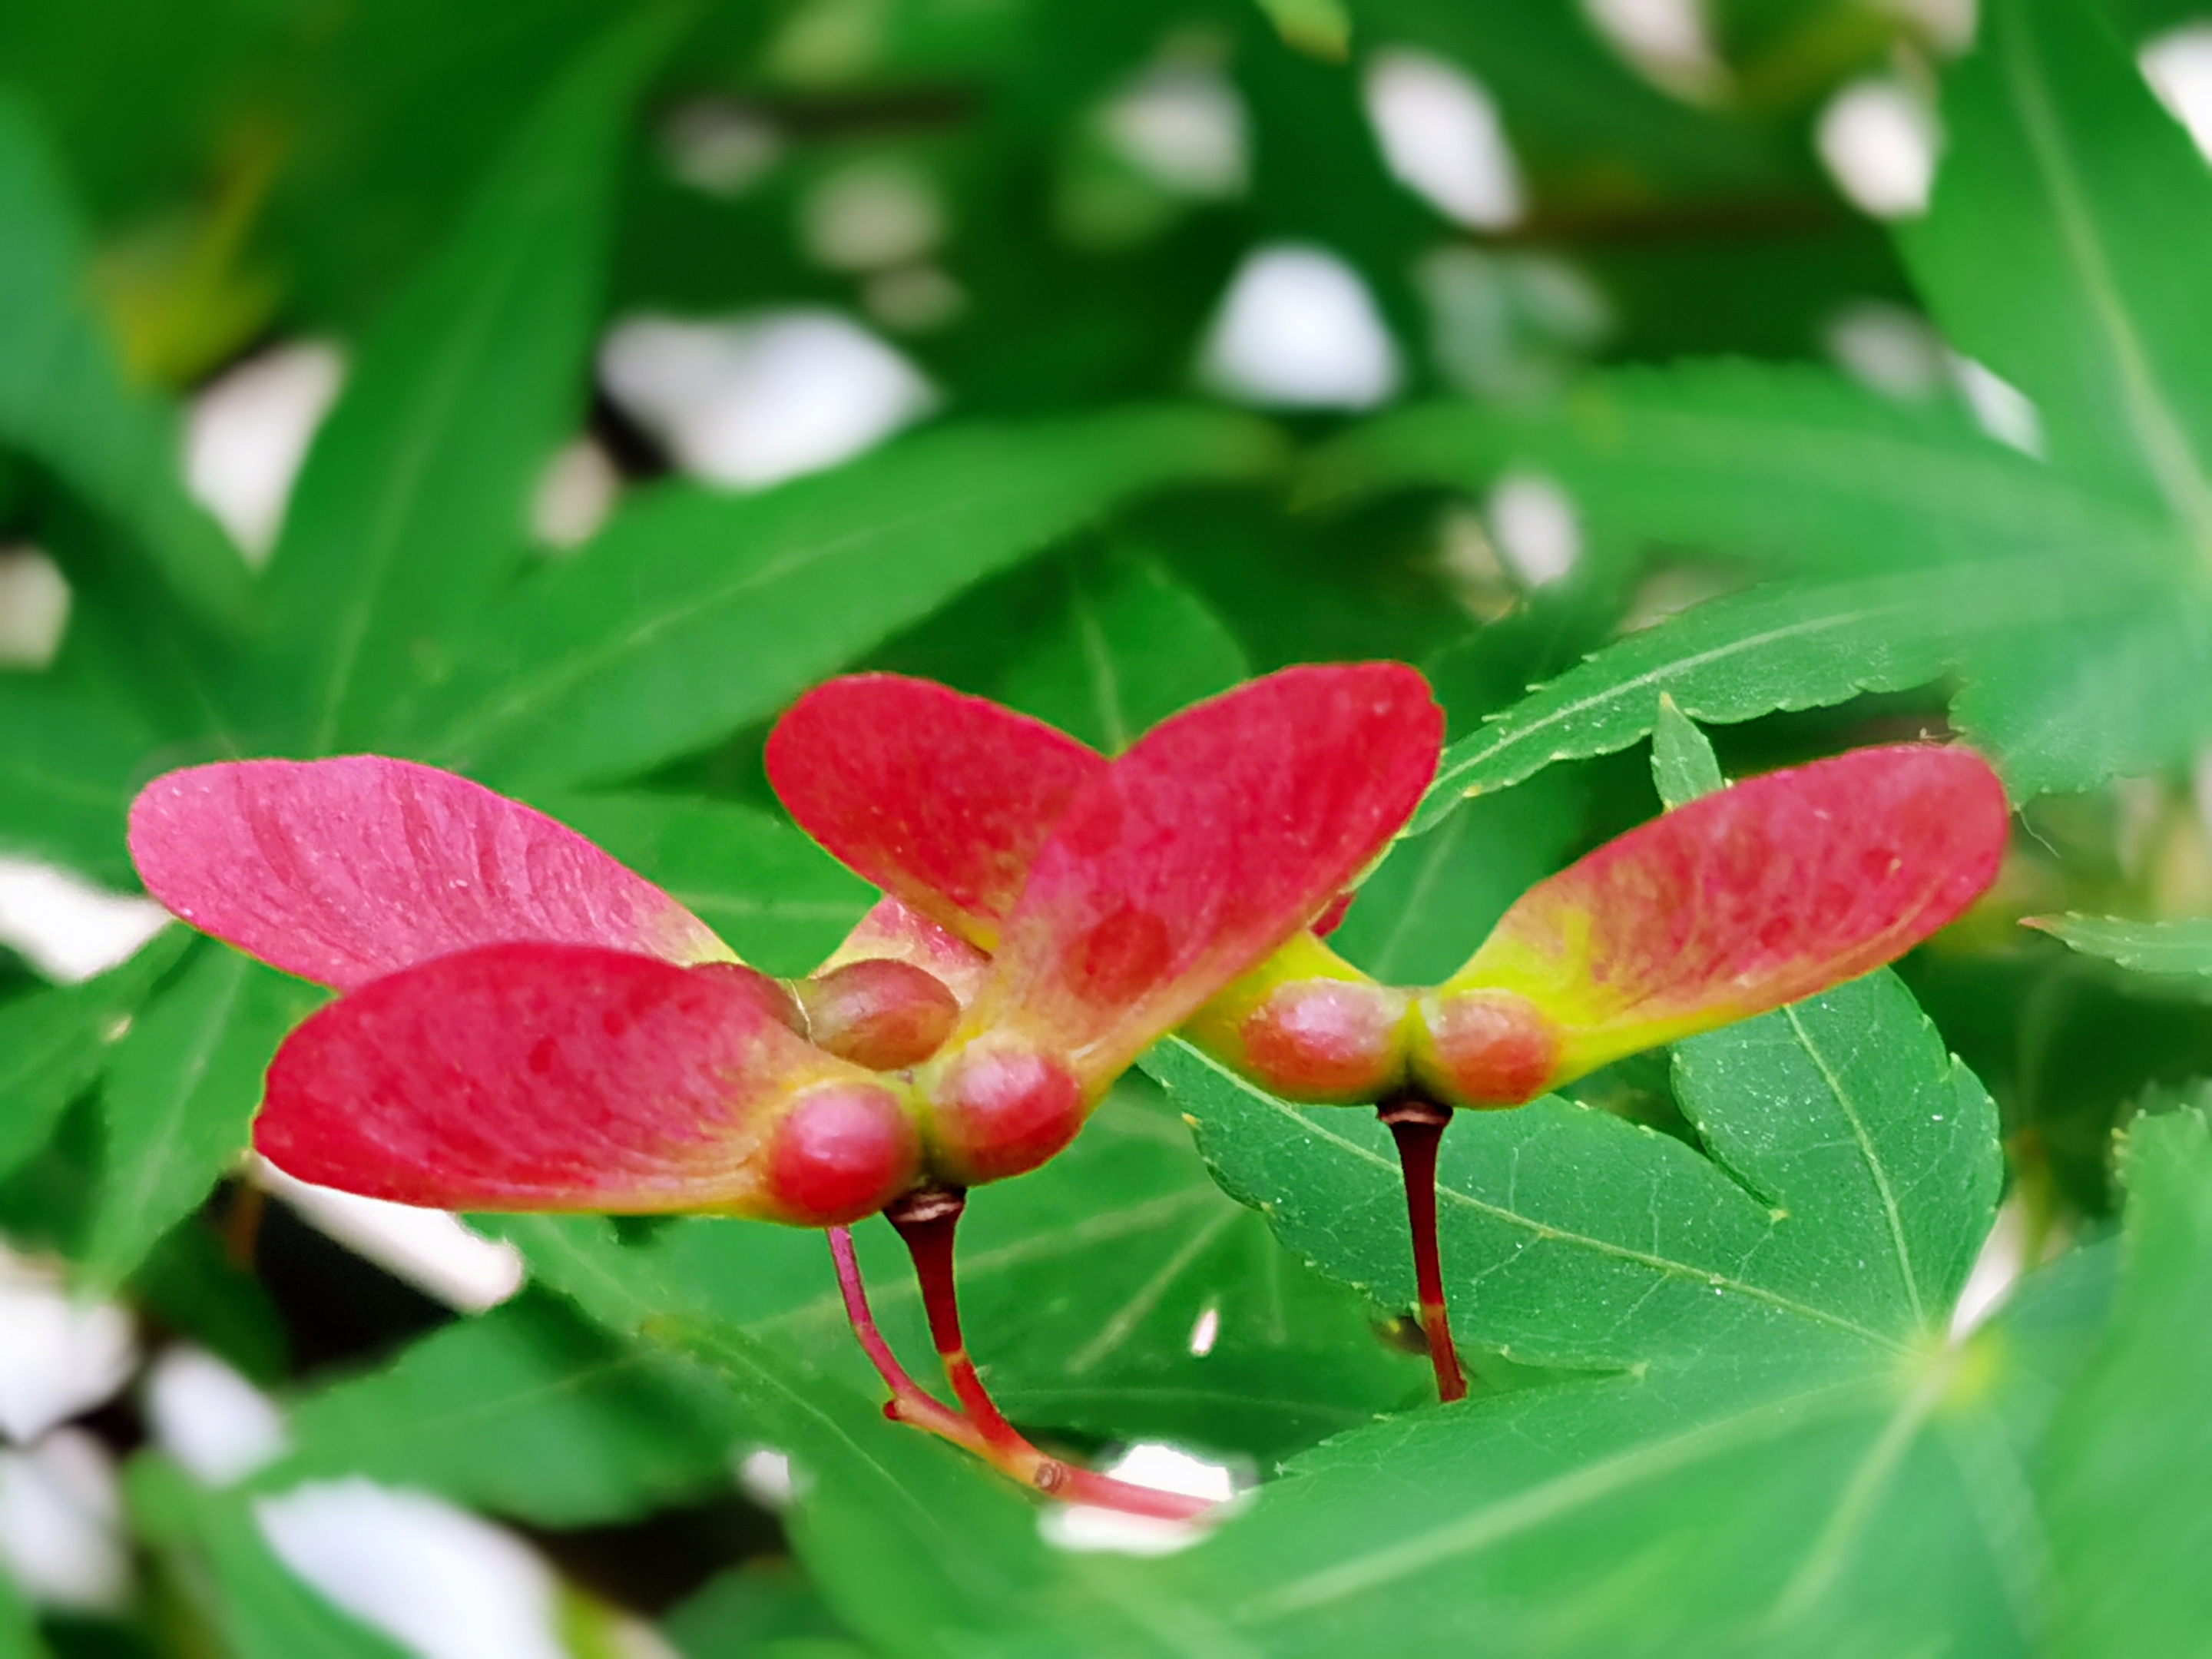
[1378,1094,1468,1402]
[826,1224,983,1452]
[830,1194,1216,1520]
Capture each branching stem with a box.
[1379,1094,1468,1402]
[829,1199,1217,1521]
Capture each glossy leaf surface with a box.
[130,757,732,992]
[1409,558,2130,830]
[1651,693,1723,809]
[1144,969,2031,1653]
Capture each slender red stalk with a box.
[882,1189,1217,1521]
[1379,1096,1468,1403]
[825,1226,982,1452]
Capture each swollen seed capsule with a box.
[1237,978,1409,1101]
[767,1081,922,1224]
[797,957,960,1070]
[1410,988,1557,1107]
[921,1039,1085,1185]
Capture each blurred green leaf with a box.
[128,1456,412,1659]
[2025,914,2212,979]
[993,547,1249,753]
[416,409,1283,787]
[1332,766,1585,986]
[0,1565,45,1659]
[2040,1106,2212,1654]
[247,14,667,755]
[531,792,873,978]
[84,945,320,1290]
[0,926,186,1184]
[663,1563,867,1659]
[1310,362,2162,573]
[1255,0,1350,60]
[0,674,161,885]
[1651,693,1724,809]
[1901,0,2212,542]
[0,94,252,637]
[1140,970,2029,1652]
[266,1293,735,1525]
[1943,598,2212,802]
[131,1214,290,1385]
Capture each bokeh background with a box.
[3,0,2212,1654]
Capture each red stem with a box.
[825,1226,982,1451]
[882,1190,1217,1522]
[1380,1096,1468,1403]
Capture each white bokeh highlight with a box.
[1952,356,2044,456]
[803,161,944,272]
[255,1157,525,1313]
[184,342,346,565]
[1582,0,1727,101]
[1363,48,1524,230]
[1950,1193,2034,1338]
[1818,80,1939,219]
[1882,0,1977,54]
[258,1480,567,1659]
[1041,1443,1235,1558]
[660,100,784,198]
[144,1346,289,1485]
[0,1430,128,1611]
[1199,245,1400,410]
[528,439,621,552]
[863,265,966,334]
[1102,63,1250,197]
[1488,472,1581,588]
[0,862,169,984]
[1823,300,1949,401]
[0,546,70,670]
[601,311,935,490]
[2142,25,2212,166]
[1419,247,1611,399]
[735,1446,797,1511]
[0,1249,137,1445]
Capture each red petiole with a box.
[1378,1095,1468,1403]
[828,1197,1217,1521]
